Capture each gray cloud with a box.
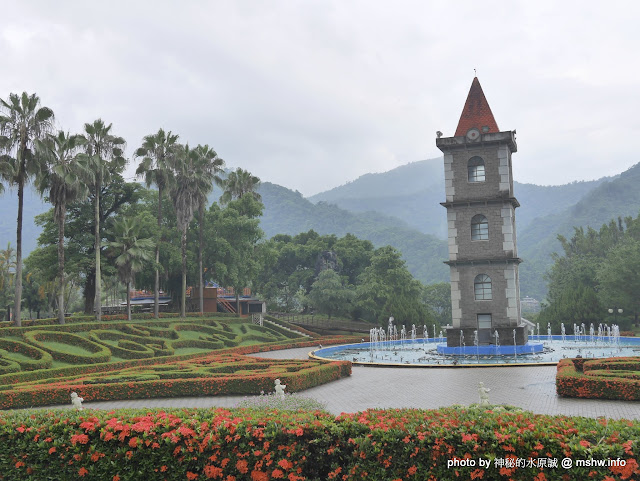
[2,1,639,196]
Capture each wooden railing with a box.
[269,312,372,333]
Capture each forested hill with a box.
[309,158,444,203]
[518,161,640,299]
[307,157,609,240]
[258,181,449,285]
[0,187,49,255]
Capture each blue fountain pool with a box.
[311,335,640,366]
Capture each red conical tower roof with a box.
[454,77,499,136]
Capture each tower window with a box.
[468,156,485,183]
[477,314,492,329]
[471,214,489,240]
[474,274,492,300]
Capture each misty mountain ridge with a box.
[3,157,639,301]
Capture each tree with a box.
[355,246,431,324]
[203,195,264,315]
[170,144,203,317]
[422,282,452,326]
[192,144,224,314]
[306,269,354,319]
[0,92,54,326]
[0,243,16,322]
[35,131,90,324]
[84,119,125,320]
[219,167,261,205]
[135,128,179,318]
[107,215,155,321]
[597,238,640,327]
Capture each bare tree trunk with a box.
[198,205,204,315]
[154,185,162,318]
[181,228,187,318]
[13,179,24,327]
[57,204,66,325]
[94,178,101,321]
[236,292,240,317]
[126,280,131,321]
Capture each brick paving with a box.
[35,346,640,419]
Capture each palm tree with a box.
[169,144,206,317]
[107,216,154,321]
[193,144,224,314]
[219,167,261,205]
[0,92,54,326]
[35,131,91,324]
[0,243,16,322]
[84,119,126,321]
[134,128,179,318]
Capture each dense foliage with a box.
[0,405,638,480]
[255,231,439,325]
[538,213,640,330]
[556,357,640,401]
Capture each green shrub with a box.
[0,406,638,480]
[23,331,111,364]
[0,338,53,370]
[0,355,20,375]
[557,357,640,400]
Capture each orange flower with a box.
[250,471,268,481]
[187,472,199,480]
[78,467,88,477]
[470,469,484,479]
[112,476,121,481]
[204,465,223,479]
[236,460,249,474]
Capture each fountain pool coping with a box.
[309,335,640,368]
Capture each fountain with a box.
[323,321,640,367]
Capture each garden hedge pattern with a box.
[0,406,638,480]
[0,350,351,409]
[556,356,640,400]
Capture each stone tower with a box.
[436,77,525,348]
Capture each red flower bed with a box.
[556,357,640,400]
[0,406,638,480]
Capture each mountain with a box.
[308,157,609,240]
[518,162,640,299]
[5,158,640,303]
[0,187,50,254]
[259,182,449,284]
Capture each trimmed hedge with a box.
[0,336,358,409]
[0,356,20,375]
[0,338,53,370]
[88,330,173,358]
[0,406,638,480]
[0,355,351,409]
[557,356,640,400]
[23,331,112,364]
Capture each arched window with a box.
[474,274,492,300]
[468,156,485,182]
[471,214,489,240]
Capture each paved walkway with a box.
[39,347,640,419]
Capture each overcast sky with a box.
[2,1,639,197]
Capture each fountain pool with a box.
[311,333,640,367]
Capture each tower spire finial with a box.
[474,68,477,77]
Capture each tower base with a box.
[446,325,527,347]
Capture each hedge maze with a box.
[556,356,640,401]
[0,317,354,409]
